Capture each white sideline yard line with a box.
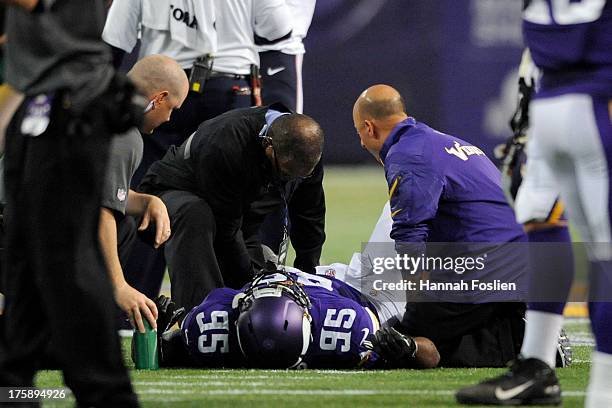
[160,375,281,380]
[159,373,375,381]
[134,381,284,387]
[136,388,587,398]
[138,375,369,382]
[189,369,372,374]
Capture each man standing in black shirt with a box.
[140,105,324,311]
[0,0,140,405]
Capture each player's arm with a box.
[98,207,158,333]
[126,189,171,248]
[365,327,440,369]
[412,337,441,369]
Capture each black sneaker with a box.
[456,357,561,405]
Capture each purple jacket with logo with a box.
[381,118,525,245]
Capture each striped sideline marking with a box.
[135,388,587,398]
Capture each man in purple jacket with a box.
[352,84,528,367]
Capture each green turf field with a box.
[35,338,593,407]
[35,166,593,407]
[294,165,389,265]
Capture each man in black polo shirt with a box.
[140,105,324,310]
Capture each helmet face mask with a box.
[235,272,313,368]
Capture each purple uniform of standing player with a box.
[457,1,612,405]
[180,270,379,368]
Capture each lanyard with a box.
[277,187,290,266]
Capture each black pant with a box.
[160,190,253,311]
[127,76,253,302]
[399,302,525,368]
[260,51,298,111]
[0,96,137,406]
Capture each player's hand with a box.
[115,282,159,333]
[139,195,171,248]
[155,295,186,334]
[365,327,418,367]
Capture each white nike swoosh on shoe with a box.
[494,380,536,401]
[267,66,286,76]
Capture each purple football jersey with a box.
[248,271,379,368]
[303,288,378,368]
[181,288,244,368]
[181,271,379,368]
[523,0,612,96]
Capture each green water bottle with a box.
[133,320,159,370]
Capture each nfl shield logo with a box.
[117,188,127,202]
[324,268,336,278]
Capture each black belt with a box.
[209,72,248,80]
[183,68,247,80]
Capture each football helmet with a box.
[235,272,312,368]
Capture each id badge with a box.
[277,205,290,266]
[278,233,289,266]
[20,93,54,137]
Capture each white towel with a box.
[142,0,217,54]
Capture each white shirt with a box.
[103,0,217,69]
[213,0,292,75]
[257,0,316,55]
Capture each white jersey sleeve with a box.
[257,0,315,54]
[286,0,315,39]
[103,0,142,52]
[252,0,293,42]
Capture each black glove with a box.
[364,327,418,368]
[155,295,186,334]
[499,76,533,204]
[509,77,533,138]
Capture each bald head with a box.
[353,85,408,162]
[127,55,189,134]
[269,114,324,178]
[127,54,189,102]
[353,84,406,122]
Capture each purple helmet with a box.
[235,272,312,368]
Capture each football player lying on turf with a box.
[152,237,572,370]
[153,266,440,369]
